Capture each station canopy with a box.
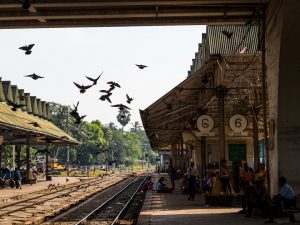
[141,25,266,151]
[0,102,78,145]
[0,80,78,145]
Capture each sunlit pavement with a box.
[137,174,300,225]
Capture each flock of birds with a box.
[6,43,148,128]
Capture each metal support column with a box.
[26,135,30,178]
[253,109,260,172]
[201,136,207,189]
[217,87,226,165]
[261,7,270,192]
[180,137,184,170]
[45,145,51,180]
[16,145,21,170]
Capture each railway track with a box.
[46,176,146,225]
[0,174,128,224]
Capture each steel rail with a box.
[0,175,118,216]
[111,176,147,225]
[75,176,145,225]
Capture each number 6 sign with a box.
[229,114,247,132]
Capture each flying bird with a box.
[99,89,111,94]
[73,82,93,94]
[69,102,79,118]
[86,71,103,85]
[75,115,86,124]
[19,44,35,55]
[136,64,148,69]
[29,122,41,128]
[222,30,233,39]
[107,81,121,91]
[99,94,112,103]
[25,73,44,80]
[6,99,26,111]
[111,104,131,111]
[126,94,133,104]
[70,111,86,125]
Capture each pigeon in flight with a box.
[111,104,131,111]
[222,30,233,39]
[126,94,133,104]
[100,89,111,94]
[6,99,26,111]
[70,111,86,125]
[25,73,44,80]
[19,44,35,55]
[100,93,112,103]
[29,122,41,128]
[69,101,79,118]
[86,71,103,85]
[73,82,93,94]
[107,81,121,91]
[136,64,148,69]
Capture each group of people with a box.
[0,167,23,189]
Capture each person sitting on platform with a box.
[143,176,153,191]
[156,177,172,193]
[245,180,268,217]
[265,176,296,223]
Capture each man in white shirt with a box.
[187,162,198,200]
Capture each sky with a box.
[0,25,206,129]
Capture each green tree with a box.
[117,109,131,131]
[130,121,142,132]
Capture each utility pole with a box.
[66,107,70,176]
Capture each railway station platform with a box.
[0,176,89,203]
[137,174,300,225]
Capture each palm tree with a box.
[130,121,142,132]
[117,109,131,131]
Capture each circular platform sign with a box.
[197,115,214,132]
[229,114,248,132]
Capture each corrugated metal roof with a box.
[0,102,78,144]
[207,24,259,55]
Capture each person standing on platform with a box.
[187,162,198,200]
[220,164,231,194]
[169,165,176,191]
[14,168,22,189]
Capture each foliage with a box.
[116,109,131,130]
[44,103,158,168]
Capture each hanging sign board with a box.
[228,114,248,136]
[197,115,215,136]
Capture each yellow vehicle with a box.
[53,163,65,170]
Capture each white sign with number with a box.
[197,115,215,136]
[229,114,248,136]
